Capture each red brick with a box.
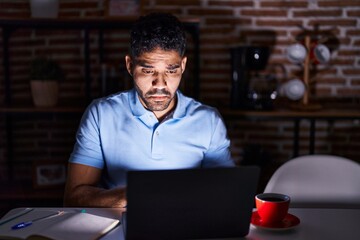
[347,10,360,17]
[350,79,360,86]
[201,26,234,35]
[347,29,360,36]
[313,87,332,96]
[293,10,342,17]
[318,1,360,7]
[205,17,252,26]
[85,10,104,18]
[208,1,253,7]
[34,47,81,56]
[354,39,360,47]
[0,12,29,18]
[0,2,29,9]
[337,88,360,96]
[261,1,308,8]
[142,8,182,15]
[314,77,346,85]
[343,69,360,75]
[308,19,357,27]
[241,9,287,17]
[200,47,228,55]
[338,50,360,57]
[256,19,303,27]
[337,37,352,46]
[330,59,355,66]
[58,11,82,18]
[188,8,234,16]
[309,69,337,80]
[156,0,201,6]
[60,2,98,9]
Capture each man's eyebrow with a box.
[134,60,153,68]
[167,64,180,70]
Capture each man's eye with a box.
[142,69,154,74]
[167,70,177,74]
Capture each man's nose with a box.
[152,73,167,88]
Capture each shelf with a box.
[0,17,200,29]
[0,106,85,114]
[221,102,360,158]
[221,98,360,120]
[221,107,360,120]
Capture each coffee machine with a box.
[230,46,271,109]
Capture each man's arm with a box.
[202,110,235,167]
[63,163,127,208]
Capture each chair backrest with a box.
[264,155,360,208]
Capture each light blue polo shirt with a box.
[69,89,234,188]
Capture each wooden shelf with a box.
[0,17,199,28]
[220,107,360,120]
[0,106,85,114]
[220,102,360,158]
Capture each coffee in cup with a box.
[255,193,290,225]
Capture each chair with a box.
[264,155,360,208]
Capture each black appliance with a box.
[230,46,271,109]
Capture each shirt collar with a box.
[172,91,186,119]
[129,88,147,117]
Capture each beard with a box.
[136,87,175,112]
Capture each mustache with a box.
[145,89,171,97]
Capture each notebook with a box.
[123,166,260,239]
[0,209,119,240]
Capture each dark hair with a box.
[130,13,186,58]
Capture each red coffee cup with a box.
[310,43,331,65]
[255,193,290,225]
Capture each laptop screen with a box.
[125,166,259,239]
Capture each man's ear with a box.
[181,56,187,74]
[125,55,133,76]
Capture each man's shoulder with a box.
[178,92,220,118]
[91,90,132,107]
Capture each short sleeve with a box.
[202,111,235,168]
[68,102,104,169]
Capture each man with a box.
[64,13,234,208]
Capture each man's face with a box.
[125,48,187,114]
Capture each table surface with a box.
[2,207,359,240]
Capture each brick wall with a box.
[0,0,360,184]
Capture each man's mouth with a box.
[148,95,169,101]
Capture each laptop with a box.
[123,166,259,239]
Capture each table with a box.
[1,208,360,239]
[221,107,360,157]
[249,208,360,240]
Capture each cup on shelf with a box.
[255,193,290,225]
[286,43,307,63]
[283,78,306,101]
[311,43,331,64]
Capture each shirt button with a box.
[156,131,159,136]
